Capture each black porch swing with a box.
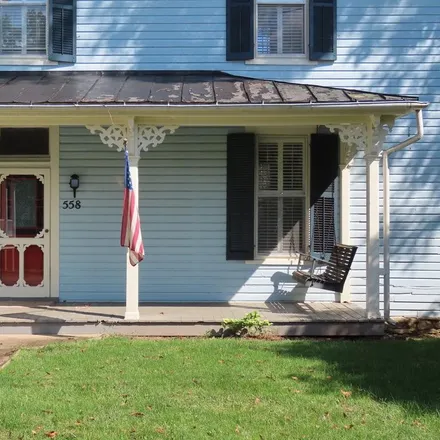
[291,134,358,294]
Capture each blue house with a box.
[0,0,436,320]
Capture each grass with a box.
[0,337,439,440]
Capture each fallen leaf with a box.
[341,390,352,398]
[122,394,129,398]
[155,427,166,434]
[344,424,354,430]
[75,420,81,426]
[331,424,339,430]
[147,406,153,411]
[292,389,302,394]
[327,376,332,380]
[45,432,57,438]
[291,376,299,381]
[235,425,240,434]
[131,412,144,417]
[32,426,43,435]
[88,417,95,421]
[130,428,136,433]
[218,360,225,364]
[323,412,330,420]
[412,420,424,428]
[192,378,200,384]
[254,397,261,404]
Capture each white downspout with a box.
[383,109,424,321]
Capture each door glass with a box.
[0,175,44,238]
[0,245,19,286]
[24,245,44,286]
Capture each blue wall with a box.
[36,0,440,315]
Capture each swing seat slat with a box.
[292,244,358,293]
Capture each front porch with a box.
[0,301,384,336]
[0,71,429,323]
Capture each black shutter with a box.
[227,133,255,260]
[226,0,254,61]
[309,0,337,61]
[48,0,76,62]
[310,134,339,254]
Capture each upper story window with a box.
[0,0,76,64]
[226,0,337,64]
[0,1,46,55]
[257,1,305,57]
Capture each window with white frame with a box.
[0,1,47,55]
[257,0,306,56]
[257,138,306,256]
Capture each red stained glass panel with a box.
[0,245,19,286]
[24,245,44,286]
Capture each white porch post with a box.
[365,121,381,318]
[124,120,140,320]
[85,123,179,321]
[339,160,351,303]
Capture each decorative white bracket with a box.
[326,124,367,165]
[86,125,179,155]
[326,118,392,165]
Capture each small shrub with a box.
[222,311,272,337]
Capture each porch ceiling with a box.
[0,71,424,108]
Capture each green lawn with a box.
[0,337,439,440]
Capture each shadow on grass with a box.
[267,339,440,413]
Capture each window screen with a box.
[257,4,305,55]
[257,141,305,256]
[0,1,47,55]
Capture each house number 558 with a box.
[62,200,82,210]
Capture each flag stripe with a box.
[121,150,144,266]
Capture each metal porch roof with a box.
[0,71,419,106]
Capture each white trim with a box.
[0,56,57,66]
[49,126,60,299]
[258,0,306,3]
[254,135,308,259]
[245,257,299,265]
[246,57,317,65]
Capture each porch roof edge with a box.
[0,71,426,108]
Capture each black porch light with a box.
[69,174,80,198]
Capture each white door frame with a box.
[0,126,59,298]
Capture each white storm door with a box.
[0,170,50,297]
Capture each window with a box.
[257,139,306,256]
[257,0,305,57]
[0,1,46,55]
[0,128,49,155]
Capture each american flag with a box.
[120,149,144,266]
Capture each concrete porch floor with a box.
[0,301,384,337]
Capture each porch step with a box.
[0,302,385,337]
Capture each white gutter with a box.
[0,101,429,111]
[383,109,424,322]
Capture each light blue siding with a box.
[59,127,337,303]
[59,127,126,301]
[34,0,440,315]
